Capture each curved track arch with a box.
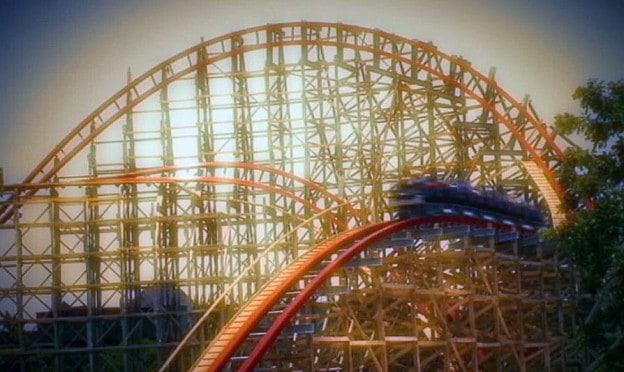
[0,22,574,371]
[1,21,565,224]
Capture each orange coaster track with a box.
[178,216,566,371]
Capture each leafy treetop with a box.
[553,79,624,370]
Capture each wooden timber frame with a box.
[0,22,577,371]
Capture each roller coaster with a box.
[390,178,545,229]
[0,22,578,371]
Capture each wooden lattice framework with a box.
[0,22,574,371]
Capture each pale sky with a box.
[1,0,623,183]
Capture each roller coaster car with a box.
[389,178,545,230]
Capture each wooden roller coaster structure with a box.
[0,22,577,371]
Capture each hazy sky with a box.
[1,0,623,183]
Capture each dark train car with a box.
[389,178,545,229]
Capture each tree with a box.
[554,79,624,370]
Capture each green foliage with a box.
[554,79,624,370]
[555,79,624,150]
[558,195,624,292]
[555,79,624,209]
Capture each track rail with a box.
[195,216,509,371]
[0,22,565,224]
[0,161,365,226]
[190,221,393,371]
